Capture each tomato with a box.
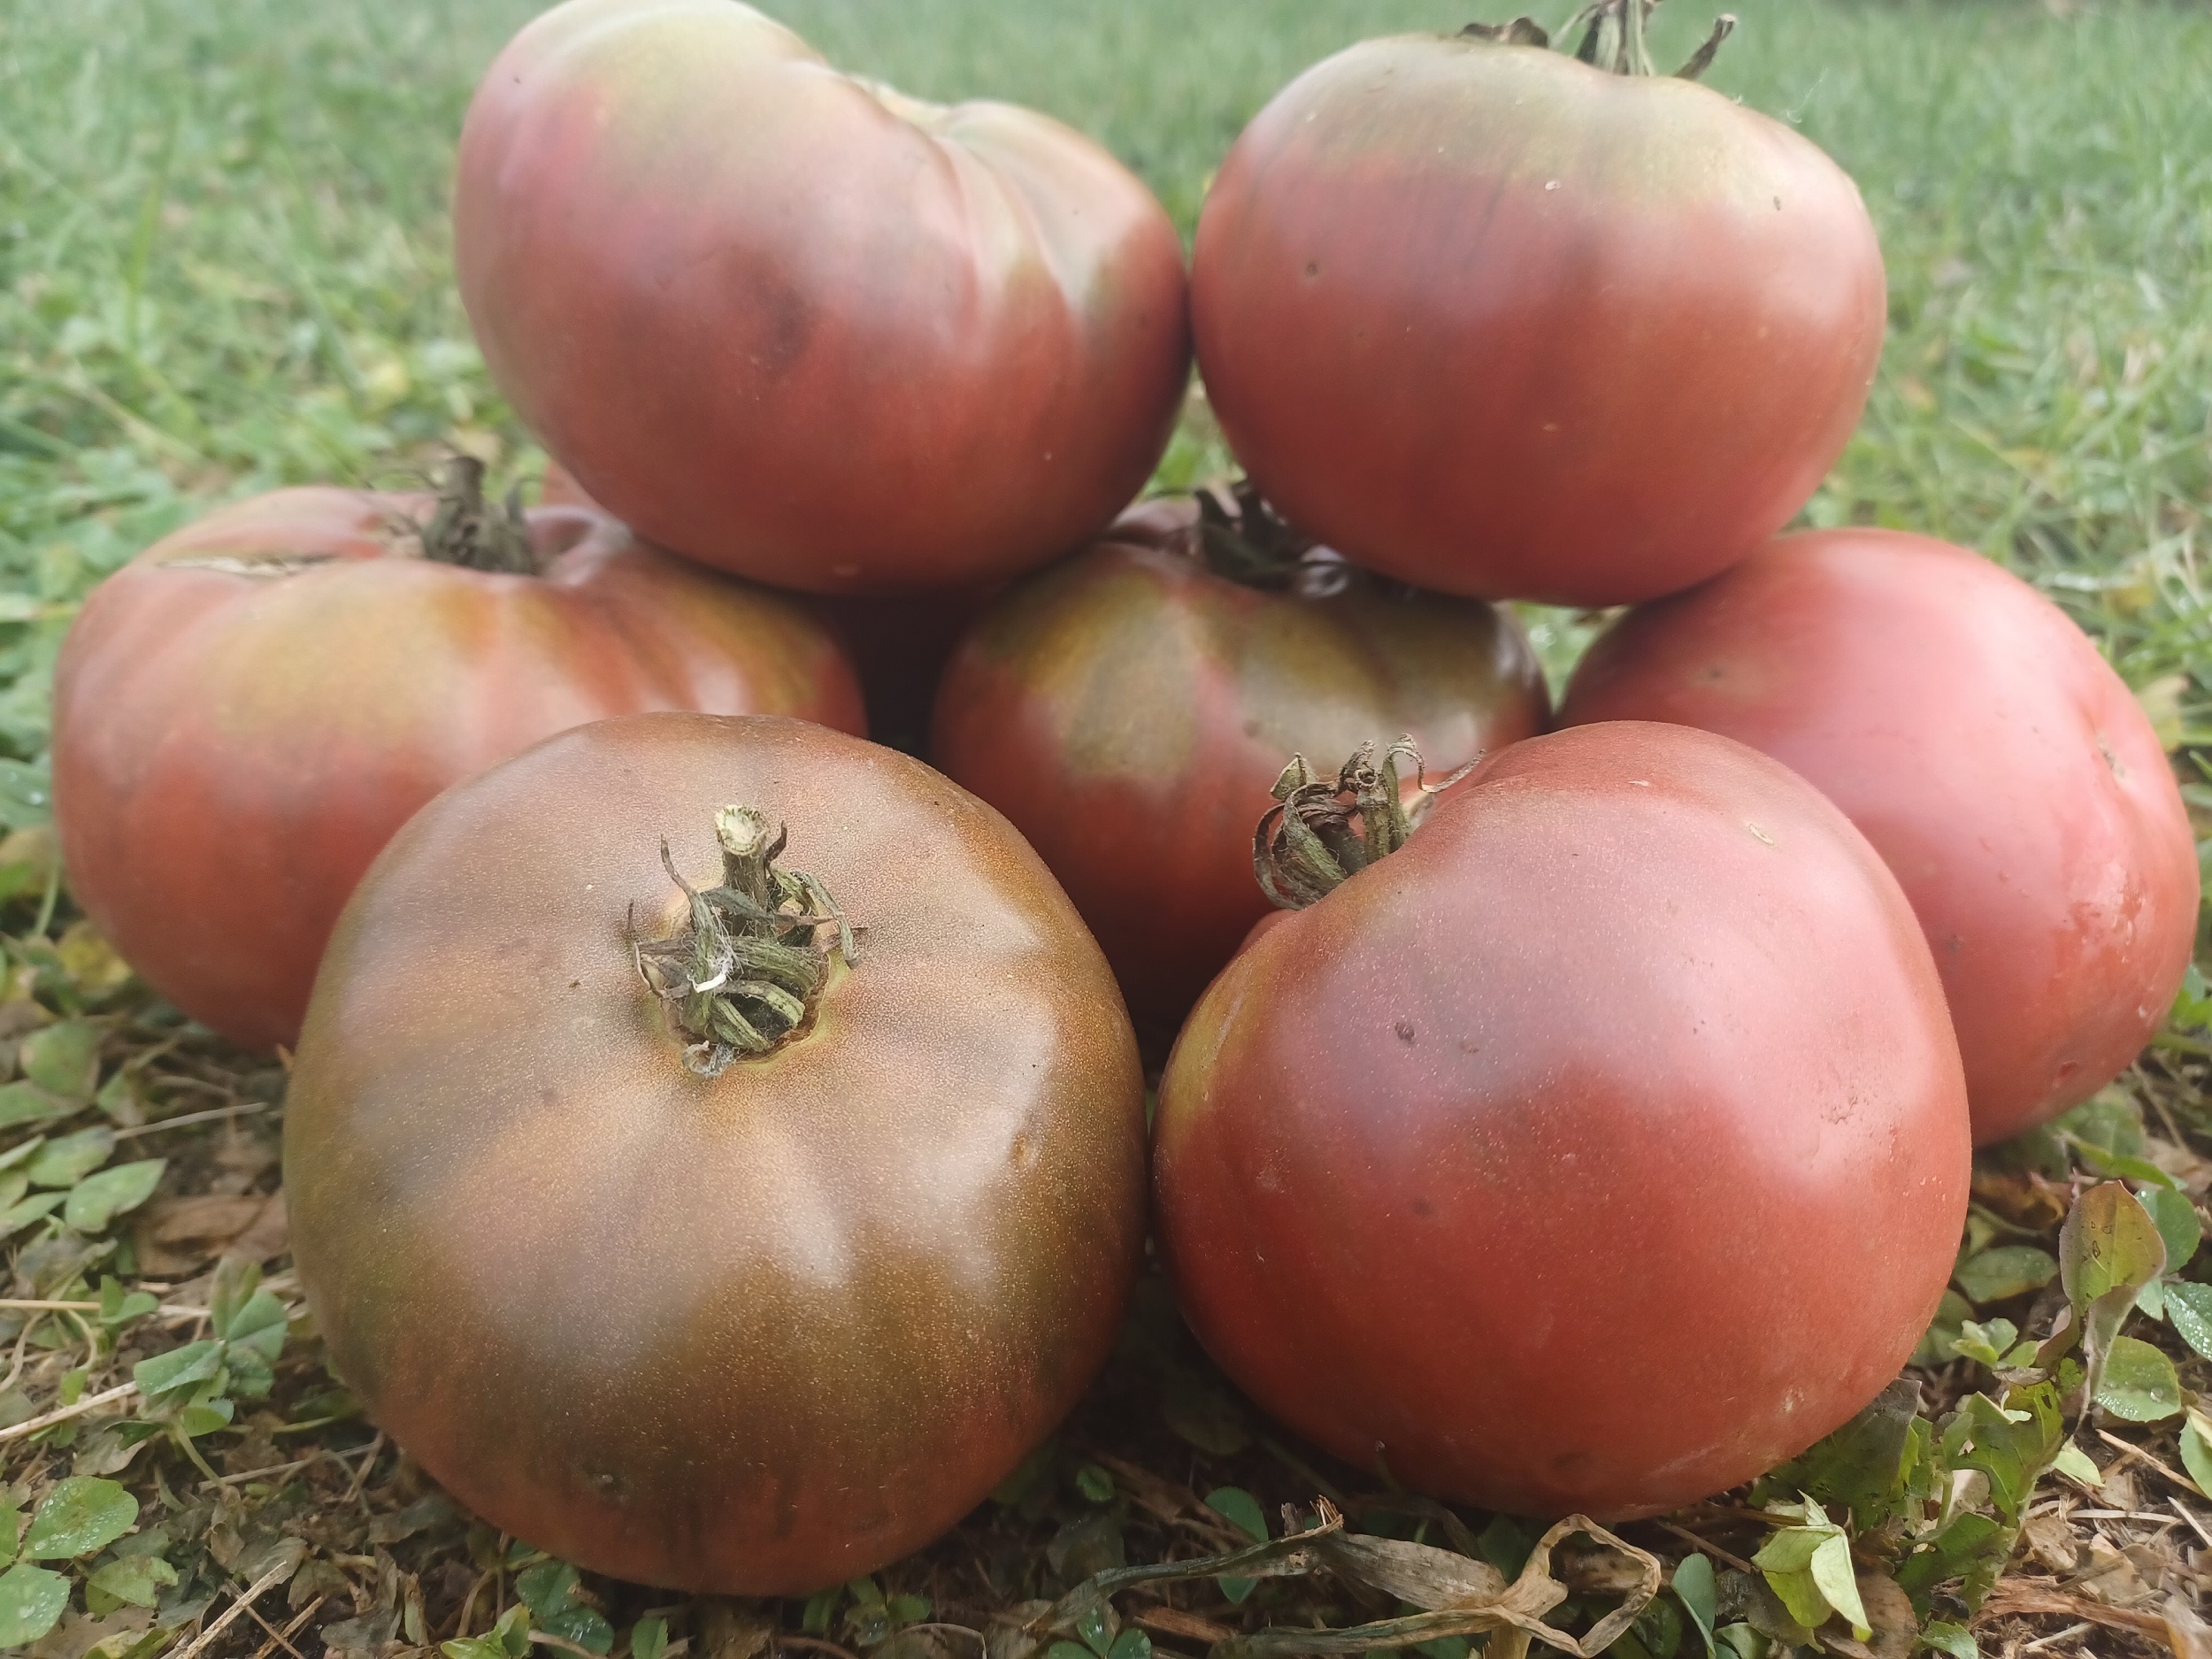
[1189,25,1884,605]
[540,457,986,752]
[1155,723,1970,1520]
[456,0,1190,595]
[52,476,863,1054]
[931,489,1548,1046]
[286,713,1145,1592]
[1559,528,2201,1145]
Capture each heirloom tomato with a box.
[1155,724,1970,1519]
[456,0,1190,594]
[1190,13,1884,604]
[932,488,1548,1044]
[52,471,862,1052]
[1561,528,2202,1144]
[539,457,986,750]
[287,713,1145,1593]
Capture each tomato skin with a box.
[456,0,1190,595]
[1155,722,1969,1520]
[1191,38,1884,605]
[931,500,1548,1045]
[286,713,1145,1593]
[52,488,863,1053]
[1560,529,2201,1145]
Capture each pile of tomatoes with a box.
[48,0,2201,1599]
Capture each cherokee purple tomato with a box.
[1192,33,1884,604]
[1561,528,2202,1144]
[1155,722,1970,1519]
[53,488,863,1052]
[456,0,1190,595]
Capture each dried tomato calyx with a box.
[414,454,537,574]
[1254,739,1472,911]
[637,805,856,1076]
[1459,2,1736,82]
[1187,481,1314,591]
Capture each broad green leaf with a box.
[226,1348,276,1401]
[1920,1623,1977,1658]
[64,1158,165,1233]
[1048,1643,1096,1659]
[1672,1557,1725,1659]
[97,1277,157,1327]
[133,1340,225,1402]
[1895,1509,2008,1609]
[0,1494,18,1567]
[175,1397,237,1437]
[2181,1413,2212,1497]
[0,1561,69,1646]
[1204,1487,1266,1542]
[1758,1381,1932,1531]
[1913,1286,1973,1368]
[1755,1561,1829,1635]
[20,1021,99,1099]
[2164,1280,2212,1359]
[2052,1441,2103,1486]
[2094,1334,2182,1421]
[0,1135,43,1173]
[1107,1632,1151,1659]
[886,1596,930,1628]
[2075,1142,2177,1188]
[0,1188,65,1236]
[2140,1185,2200,1272]
[1206,1486,1266,1603]
[87,1554,177,1609]
[1945,1386,2064,1523]
[1073,1463,1114,1503]
[0,1083,63,1130]
[218,1290,288,1363]
[629,1617,668,1659]
[1753,1507,1854,1634]
[1950,1319,2019,1366]
[2056,1090,2146,1157]
[516,1561,611,1655]
[207,1258,260,1336]
[1951,1246,2057,1305]
[447,1604,531,1659]
[1075,1599,1110,1656]
[1807,1535,1869,1640]
[0,760,51,831]
[2062,1182,2168,1306]
[24,1125,114,1188]
[23,1477,137,1560]
[2061,1183,2168,1409]
[1626,1592,1683,1659]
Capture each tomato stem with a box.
[1253,740,1444,910]
[635,806,856,1075]
[416,455,537,574]
[1463,2,1733,80]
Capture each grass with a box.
[0,2,2209,1656]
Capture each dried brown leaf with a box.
[131,1189,286,1274]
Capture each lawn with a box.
[0,2,2209,1656]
